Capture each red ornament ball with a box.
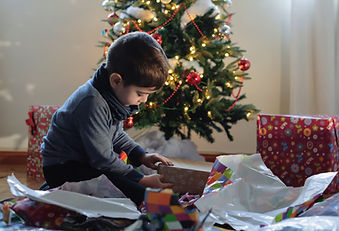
[238,58,250,71]
[152,33,162,45]
[186,72,201,86]
[123,116,134,129]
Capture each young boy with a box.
[41,32,173,206]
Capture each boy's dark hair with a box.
[105,32,169,90]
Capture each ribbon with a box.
[25,111,36,136]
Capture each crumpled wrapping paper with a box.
[252,216,339,231]
[7,174,140,220]
[194,154,337,230]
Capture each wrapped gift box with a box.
[144,188,200,230]
[257,114,339,194]
[26,105,59,178]
[158,158,213,195]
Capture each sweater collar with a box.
[91,63,138,122]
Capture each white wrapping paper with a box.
[194,154,337,230]
[7,174,141,220]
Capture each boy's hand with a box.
[139,174,173,189]
[140,153,174,170]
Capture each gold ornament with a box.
[225,82,232,88]
[148,102,156,108]
[246,111,256,120]
[207,111,213,119]
[183,104,191,120]
[161,0,172,4]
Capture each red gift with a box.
[11,198,81,229]
[26,105,59,178]
[257,114,339,194]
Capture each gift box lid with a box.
[257,114,339,146]
[166,158,213,172]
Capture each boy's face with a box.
[110,73,157,106]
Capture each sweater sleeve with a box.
[112,128,146,167]
[73,96,138,177]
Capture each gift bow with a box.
[25,111,36,135]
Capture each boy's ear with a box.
[109,73,123,89]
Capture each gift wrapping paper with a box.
[26,105,59,178]
[144,188,200,231]
[257,114,339,194]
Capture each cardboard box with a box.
[257,114,339,194]
[158,158,213,195]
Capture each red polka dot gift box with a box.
[25,105,60,178]
[257,114,339,194]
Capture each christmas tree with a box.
[99,0,259,142]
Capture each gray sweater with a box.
[41,64,145,180]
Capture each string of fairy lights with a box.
[101,0,253,125]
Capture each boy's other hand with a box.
[140,153,174,170]
[139,174,173,189]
